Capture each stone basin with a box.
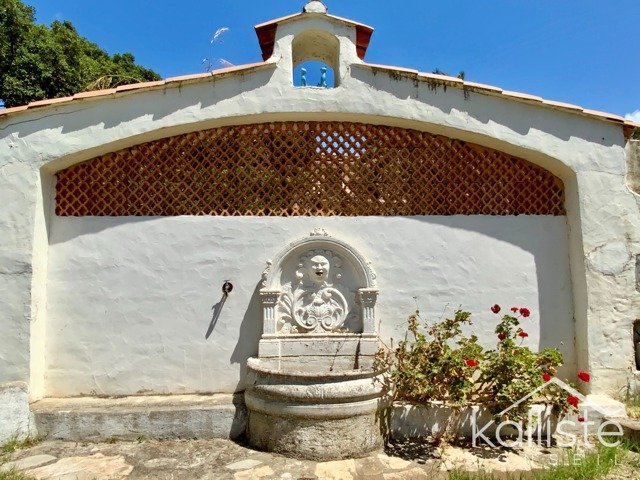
[244,356,389,460]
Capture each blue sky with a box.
[27,0,640,120]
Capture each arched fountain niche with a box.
[245,229,388,460]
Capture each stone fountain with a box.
[245,229,388,460]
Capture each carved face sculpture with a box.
[308,255,330,284]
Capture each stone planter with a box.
[389,402,555,441]
[245,356,389,460]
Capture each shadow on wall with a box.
[229,281,263,393]
[408,215,576,375]
[205,293,228,340]
[49,216,167,246]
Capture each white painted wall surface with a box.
[0,7,638,406]
[45,216,573,397]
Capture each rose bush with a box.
[376,305,589,427]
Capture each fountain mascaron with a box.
[245,229,388,460]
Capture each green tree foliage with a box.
[0,0,160,108]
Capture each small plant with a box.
[378,309,484,406]
[623,389,640,419]
[0,437,40,480]
[1,437,41,455]
[0,468,36,480]
[376,304,589,437]
[448,441,639,480]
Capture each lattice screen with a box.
[55,122,565,216]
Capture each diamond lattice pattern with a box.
[55,122,565,216]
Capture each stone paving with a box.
[0,437,587,480]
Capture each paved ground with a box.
[1,438,636,480]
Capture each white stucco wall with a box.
[0,382,35,441]
[44,216,573,396]
[0,8,638,414]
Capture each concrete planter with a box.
[389,402,555,441]
[245,357,389,460]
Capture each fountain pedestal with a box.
[245,230,388,460]
[245,356,387,460]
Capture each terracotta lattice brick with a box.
[55,122,565,216]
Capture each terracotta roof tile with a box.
[462,81,503,93]
[540,99,583,112]
[0,105,29,115]
[365,63,418,75]
[501,90,544,103]
[582,109,626,122]
[116,80,166,92]
[254,12,373,31]
[73,88,117,99]
[325,13,374,31]
[28,96,74,108]
[165,72,213,83]
[418,73,464,84]
[210,62,271,75]
[254,13,300,29]
[165,63,269,83]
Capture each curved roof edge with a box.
[0,60,637,139]
[0,61,273,119]
[355,63,639,139]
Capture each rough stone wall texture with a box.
[0,18,638,417]
[0,383,35,441]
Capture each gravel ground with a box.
[2,438,638,480]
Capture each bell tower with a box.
[254,1,374,87]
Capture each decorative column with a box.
[260,290,281,335]
[358,288,379,334]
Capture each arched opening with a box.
[294,60,335,88]
[291,29,339,88]
[45,121,573,398]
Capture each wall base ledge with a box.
[31,393,246,442]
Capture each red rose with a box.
[578,416,585,423]
[519,308,530,317]
[491,304,501,314]
[498,332,507,341]
[517,331,529,338]
[510,307,519,313]
[578,372,591,383]
[542,372,552,382]
[567,395,580,408]
[466,359,479,368]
